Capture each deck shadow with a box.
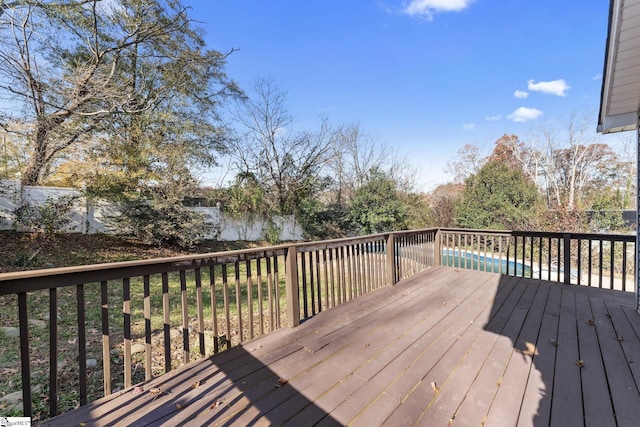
[482,274,639,427]
[40,341,341,426]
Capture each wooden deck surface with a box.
[40,266,640,426]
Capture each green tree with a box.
[347,168,407,234]
[455,161,542,230]
[0,0,238,186]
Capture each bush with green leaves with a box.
[14,194,79,235]
[110,192,211,248]
[347,168,408,234]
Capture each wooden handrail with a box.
[1,226,633,421]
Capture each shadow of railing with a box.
[41,342,342,426]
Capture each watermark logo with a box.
[0,418,31,427]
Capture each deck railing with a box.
[439,229,636,291]
[0,227,634,420]
[0,228,438,420]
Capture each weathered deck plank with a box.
[39,267,640,427]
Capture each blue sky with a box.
[185,0,612,191]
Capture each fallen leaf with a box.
[576,359,584,368]
[618,336,625,342]
[132,386,144,394]
[149,387,163,401]
[431,381,440,393]
[548,339,558,347]
[587,319,595,326]
[275,378,288,388]
[191,381,200,389]
[521,342,539,357]
[211,398,223,409]
[176,404,184,410]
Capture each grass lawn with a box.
[0,231,285,422]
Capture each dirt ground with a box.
[0,231,260,273]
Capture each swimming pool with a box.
[442,249,532,276]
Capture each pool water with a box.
[442,250,531,276]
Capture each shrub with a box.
[110,193,211,248]
[14,194,79,235]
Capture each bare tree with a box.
[327,124,390,204]
[529,114,616,210]
[231,77,333,215]
[445,143,487,184]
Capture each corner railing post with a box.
[386,233,396,285]
[563,233,571,284]
[434,229,441,267]
[285,245,300,327]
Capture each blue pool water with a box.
[442,249,531,276]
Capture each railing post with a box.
[563,233,571,284]
[386,233,396,285]
[434,229,441,267]
[285,246,300,327]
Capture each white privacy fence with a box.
[0,180,303,241]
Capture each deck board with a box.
[39,266,640,427]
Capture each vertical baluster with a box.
[49,287,58,416]
[301,251,308,319]
[333,248,344,304]
[235,260,243,343]
[209,265,219,354]
[610,240,615,290]
[577,239,582,286]
[143,275,152,379]
[622,241,628,292]
[246,260,254,340]
[537,238,543,280]
[274,254,281,328]
[77,284,87,405]
[554,238,559,282]
[347,245,355,299]
[195,268,205,357]
[162,273,171,373]
[315,250,322,312]
[599,240,604,288]
[308,250,316,314]
[222,264,231,348]
[257,257,264,336]
[547,238,552,281]
[100,280,111,398]
[180,270,190,363]
[322,249,329,308]
[18,292,31,417]
[122,278,132,388]
[266,256,274,332]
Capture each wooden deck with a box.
[40,266,640,426]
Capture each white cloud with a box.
[463,123,475,130]
[593,73,602,80]
[485,115,502,121]
[514,90,529,99]
[527,79,570,97]
[508,107,543,122]
[402,0,474,19]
